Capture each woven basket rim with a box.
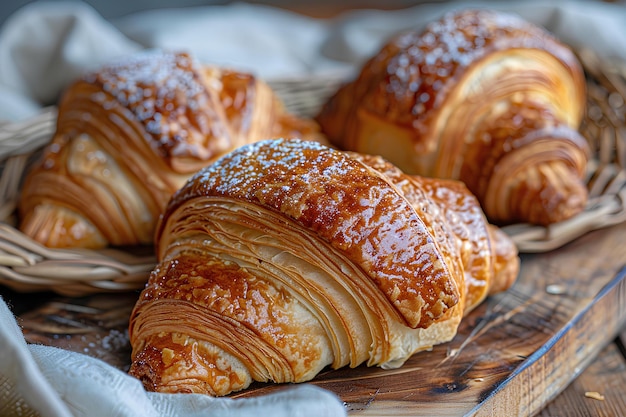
[1,48,625,296]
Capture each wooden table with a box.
[540,332,626,416]
[3,219,626,416]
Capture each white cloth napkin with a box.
[0,297,347,417]
[1,1,626,415]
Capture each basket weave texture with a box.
[1,49,625,296]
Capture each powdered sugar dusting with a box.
[168,139,459,328]
[365,9,561,138]
[86,50,228,161]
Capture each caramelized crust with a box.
[129,138,520,396]
[350,153,518,312]
[131,252,331,395]
[18,51,323,248]
[163,139,459,329]
[317,9,588,226]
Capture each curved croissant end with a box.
[18,50,321,249]
[316,9,588,226]
[128,138,519,396]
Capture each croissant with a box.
[316,9,589,226]
[128,138,519,396]
[18,50,321,249]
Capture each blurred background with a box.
[1,0,624,122]
[4,0,625,22]
[0,0,500,25]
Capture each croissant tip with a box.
[19,204,108,249]
[528,182,588,226]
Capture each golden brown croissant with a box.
[128,138,519,396]
[316,9,589,226]
[18,50,321,249]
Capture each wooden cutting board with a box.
[10,221,626,416]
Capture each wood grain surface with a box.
[539,329,626,417]
[6,221,626,416]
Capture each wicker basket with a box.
[1,49,625,296]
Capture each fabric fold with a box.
[0,297,347,417]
